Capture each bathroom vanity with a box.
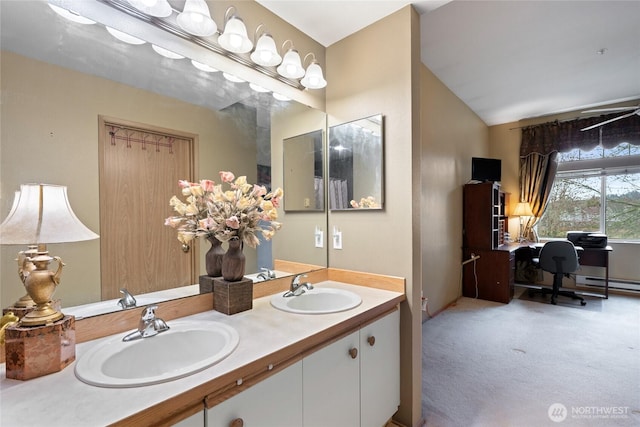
[0,273,404,427]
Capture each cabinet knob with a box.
[349,348,358,359]
[230,418,244,427]
[367,336,376,346]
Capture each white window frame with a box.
[545,153,640,241]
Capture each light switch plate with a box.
[315,229,323,248]
[333,229,342,250]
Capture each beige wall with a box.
[326,6,422,426]
[489,105,640,283]
[420,65,490,315]
[0,52,257,307]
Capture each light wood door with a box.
[99,116,196,300]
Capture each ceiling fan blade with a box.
[582,106,639,114]
[581,110,639,131]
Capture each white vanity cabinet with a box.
[303,330,361,426]
[173,410,205,427]
[303,309,400,427]
[360,309,400,427]
[206,361,303,427]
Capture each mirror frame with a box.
[328,114,384,211]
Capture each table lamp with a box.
[513,201,534,242]
[0,184,99,326]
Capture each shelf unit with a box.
[463,182,508,249]
[462,182,515,303]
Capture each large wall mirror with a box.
[328,114,384,210]
[283,130,325,212]
[0,1,327,318]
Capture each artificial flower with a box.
[164,171,284,248]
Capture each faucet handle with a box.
[118,288,137,309]
[141,305,158,321]
[261,267,276,279]
[292,274,307,285]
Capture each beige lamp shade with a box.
[512,202,534,217]
[0,184,99,245]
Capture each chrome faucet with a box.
[256,267,276,281]
[117,288,137,309]
[284,274,314,297]
[122,305,170,342]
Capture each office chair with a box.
[529,241,586,306]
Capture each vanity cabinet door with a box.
[302,330,360,427]
[360,309,400,427]
[173,410,205,427]
[206,361,303,427]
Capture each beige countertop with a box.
[0,281,404,427]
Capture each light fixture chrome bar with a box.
[98,0,304,89]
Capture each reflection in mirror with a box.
[0,0,327,319]
[283,130,325,211]
[329,115,384,210]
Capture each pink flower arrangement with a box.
[165,171,283,248]
[350,196,379,209]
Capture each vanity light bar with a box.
[93,0,324,91]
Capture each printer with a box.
[566,231,608,248]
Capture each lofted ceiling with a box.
[257,0,640,125]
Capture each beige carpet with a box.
[422,289,640,426]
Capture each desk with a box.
[578,246,613,298]
[527,243,612,299]
[462,243,528,303]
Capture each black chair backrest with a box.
[539,241,579,274]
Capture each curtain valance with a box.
[520,112,640,157]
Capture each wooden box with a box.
[213,277,253,315]
[199,275,218,294]
[4,315,76,380]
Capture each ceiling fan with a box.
[580,105,640,131]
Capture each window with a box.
[536,143,640,241]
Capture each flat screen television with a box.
[472,157,501,182]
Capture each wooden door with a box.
[99,116,196,300]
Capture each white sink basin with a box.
[270,287,362,314]
[75,320,239,388]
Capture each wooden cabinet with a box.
[463,182,508,249]
[304,310,400,427]
[462,248,515,304]
[206,361,303,427]
[463,182,515,303]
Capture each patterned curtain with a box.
[520,112,640,156]
[519,152,558,241]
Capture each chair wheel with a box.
[551,299,557,305]
[580,301,587,306]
